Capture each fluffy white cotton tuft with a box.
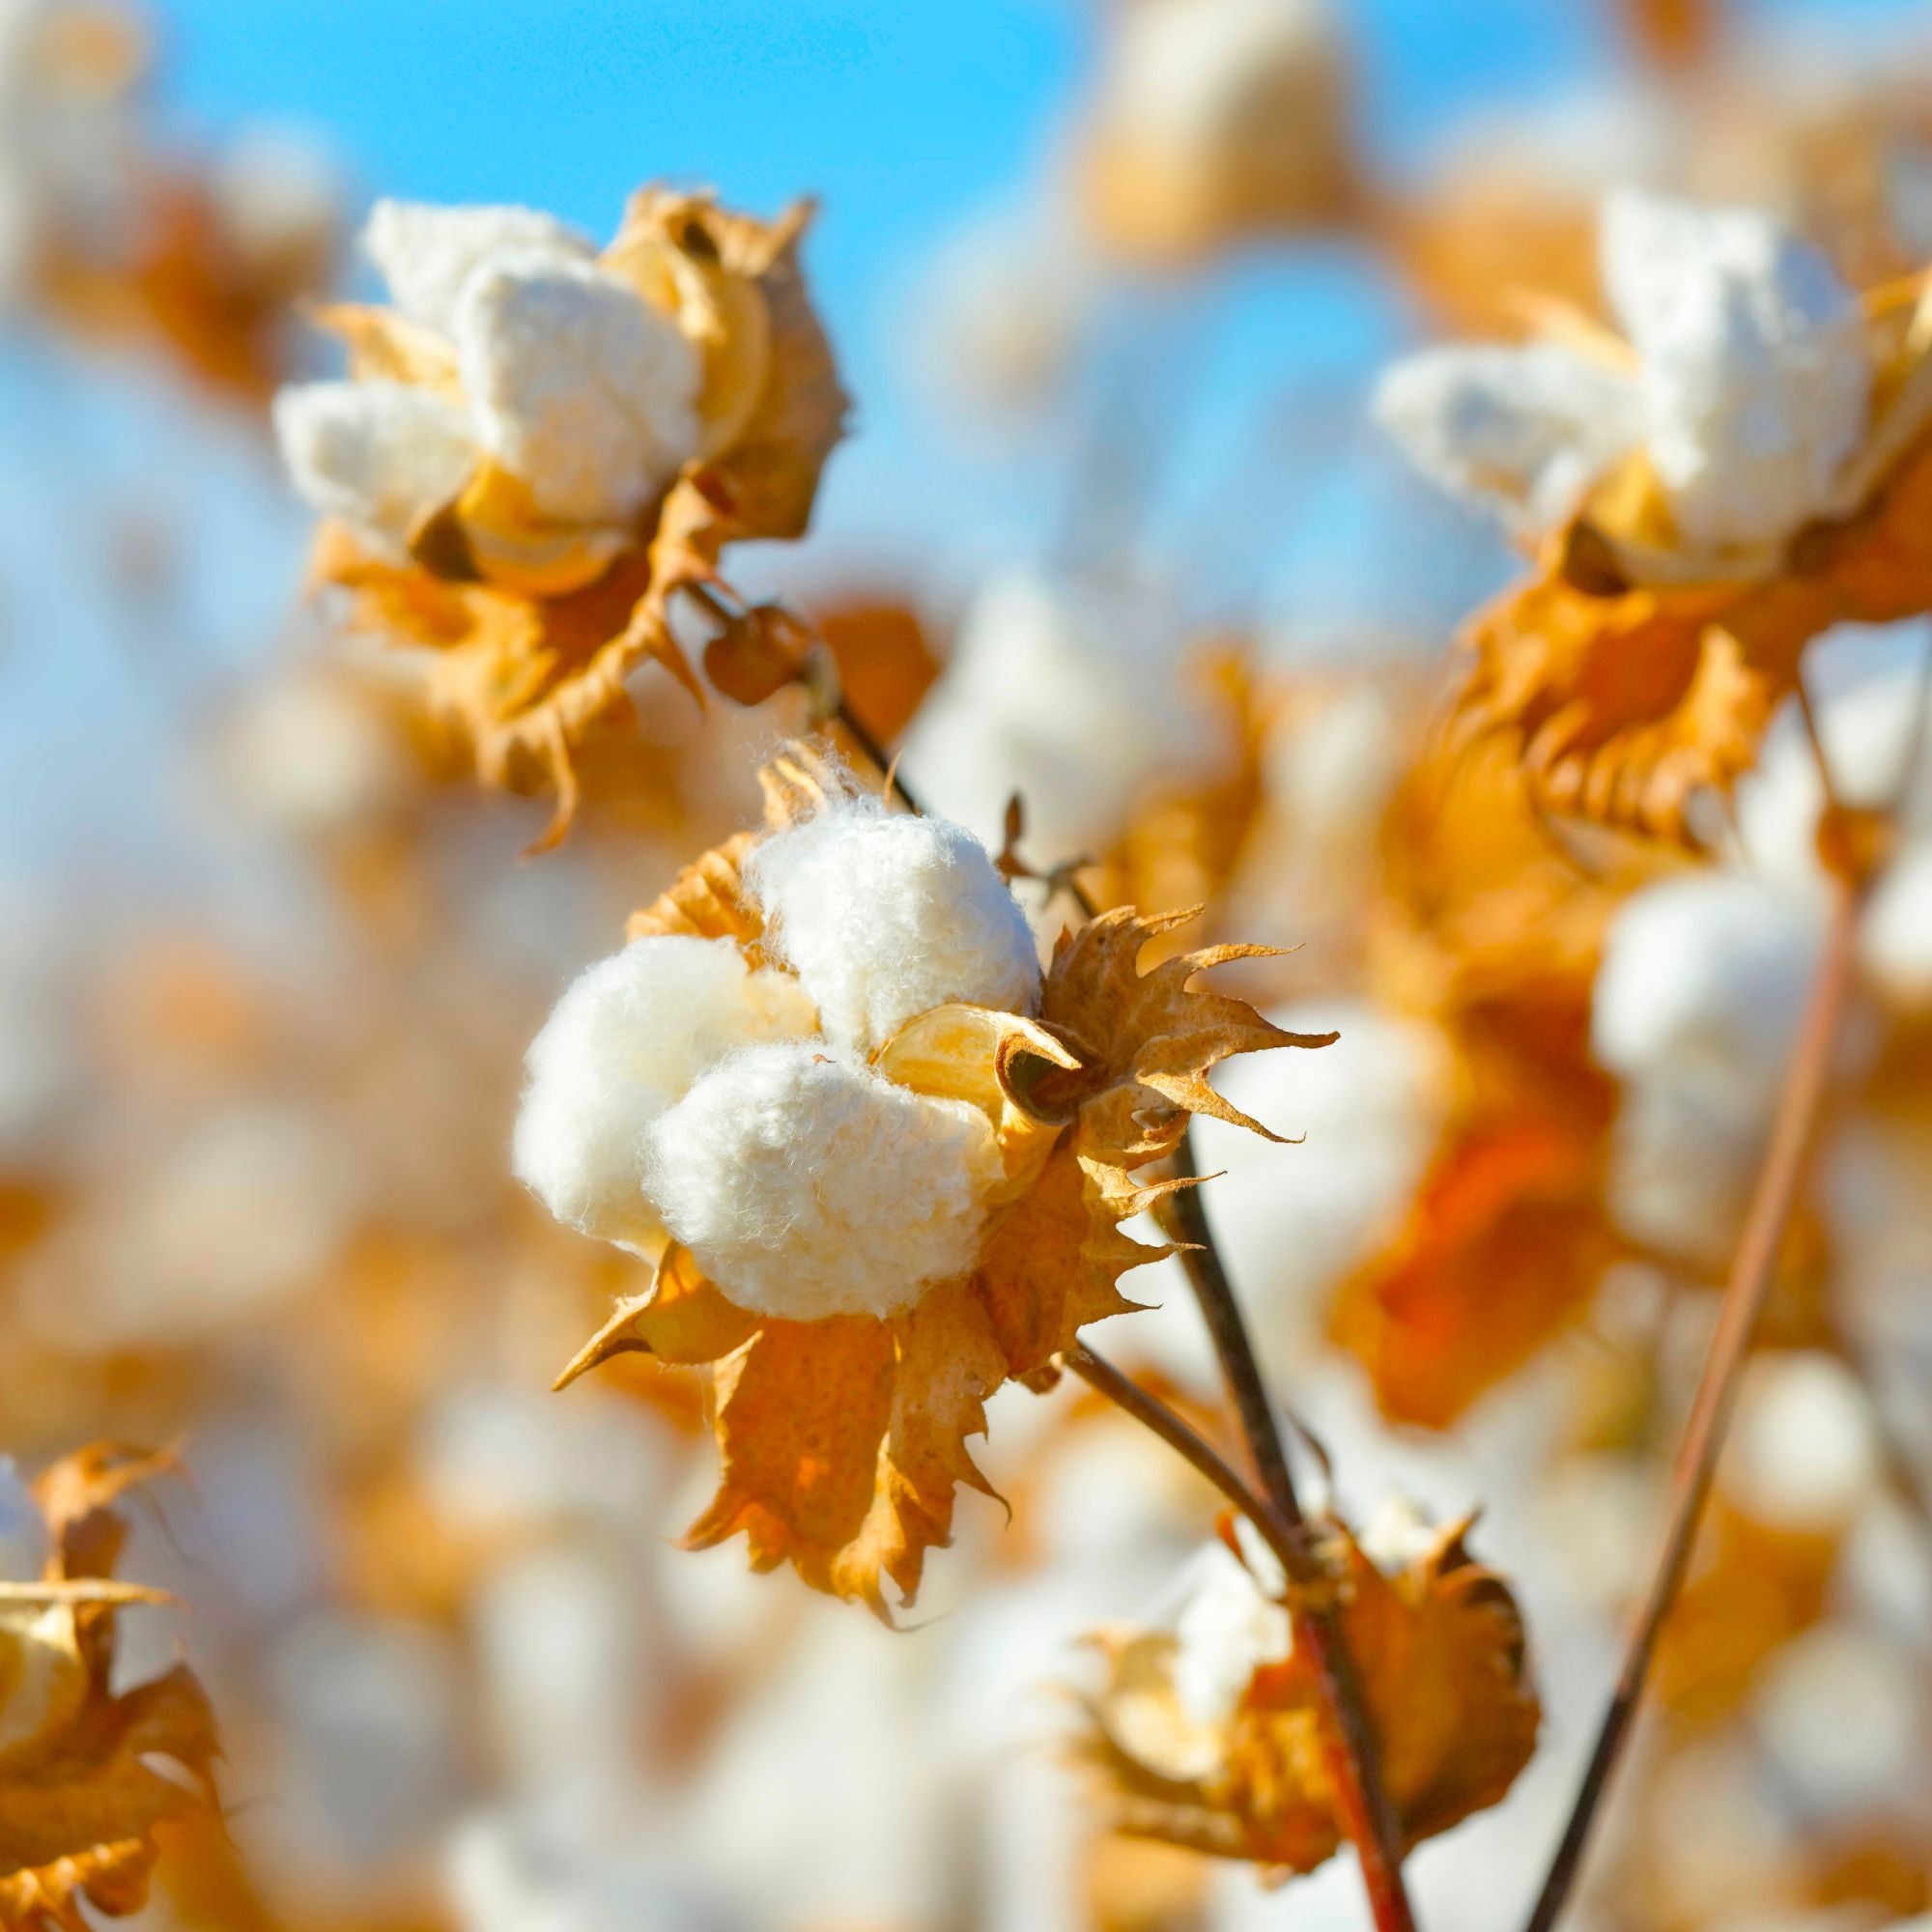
[745,799,1040,1056]
[272,379,477,562]
[1601,189,1869,550]
[1593,874,1821,1103]
[363,198,592,336]
[1373,341,1641,531]
[454,255,702,526]
[1170,1542,1292,1730]
[641,1041,1002,1320]
[513,937,816,1253]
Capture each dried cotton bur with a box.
[0,1447,219,1930]
[276,186,847,845]
[516,747,1334,1615]
[1077,1507,1537,1879]
[1378,189,1932,840]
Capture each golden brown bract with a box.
[554,770,1329,1613]
[1079,1518,1539,1877]
[307,188,849,850]
[0,1446,220,1932]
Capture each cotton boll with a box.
[1191,1001,1449,1361]
[210,125,341,295]
[1373,342,1642,532]
[1601,189,1869,550]
[1753,1624,1924,1817]
[1862,846,1932,1006]
[455,255,701,526]
[746,799,1040,1056]
[899,568,1216,859]
[273,379,477,563]
[1721,1351,1882,1534]
[362,198,593,336]
[1594,875,1822,1107]
[1171,1542,1291,1730]
[642,1041,1002,1321]
[513,936,816,1253]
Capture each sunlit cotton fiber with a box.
[1170,1541,1291,1729]
[746,797,1040,1056]
[512,935,816,1253]
[454,253,702,526]
[272,379,478,563]
[362,197,592,336]
[1602,188,1870,550]
[1372,341,1642,533]
[641,1040,1003,1321]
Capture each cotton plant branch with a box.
[1521,861,1867,1932]
[1164,1127,1421,1932]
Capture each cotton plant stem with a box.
[1521,868,1862,1932]
[1166,1128,1420,1932]
[831,696,926,816]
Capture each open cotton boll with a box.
[745,799,1040,1056]
[273,380,478,563]
[512,936,816,1253]
[641,1041,1003,1321]
[1109,0,1333,146]
[1170,1541,1292,1730]
[1373,342,1641,532]
[899,568,1214,859]
[1601,189,1869,550]
[1594,874,1822,1108]
[454,254,702,526]
[362,197,593,337]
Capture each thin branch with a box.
[828,696,925,816]
[1520,868,1862,1932]
[1064,1345,1305,1560]
[1165,1129,1420,1932]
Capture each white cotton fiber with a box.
[272,379,477,562]
[1373,341,1642,532]
[1593,874,1822,1106]
[1723,1350,1881,1533]
[641,1040,1002,1320]
[745,799,1041,1057]
[513,936,816,1253]
[362,198,593,337]
[1602,189,1869,550]
[454,254,702,526]
[1170,1541,1291,1730]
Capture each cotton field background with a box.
[7,2,1932,1930]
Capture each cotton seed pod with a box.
[524,745,1331,1614]
[278,186,848,848]
[1076,1511,1539,1879]
[1378,189,1932,843]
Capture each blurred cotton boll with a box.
[214,665,414,837]
[900,567,1218,862]
[1720,1351,1883,1536]
[362,198,595,338]
[1752,1622,1927,1818]
[446,1809,733,1932]
[1170,1540,1291,1731]
[208,123,344,301]
[1192,1000,1450,1363]
[1601,189,1869,551]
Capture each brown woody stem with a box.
[831,696,926,816]
[1520,867,1862,1932]
[1167,1127,1420,1932]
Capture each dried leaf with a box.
[0,1446,219,1930]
